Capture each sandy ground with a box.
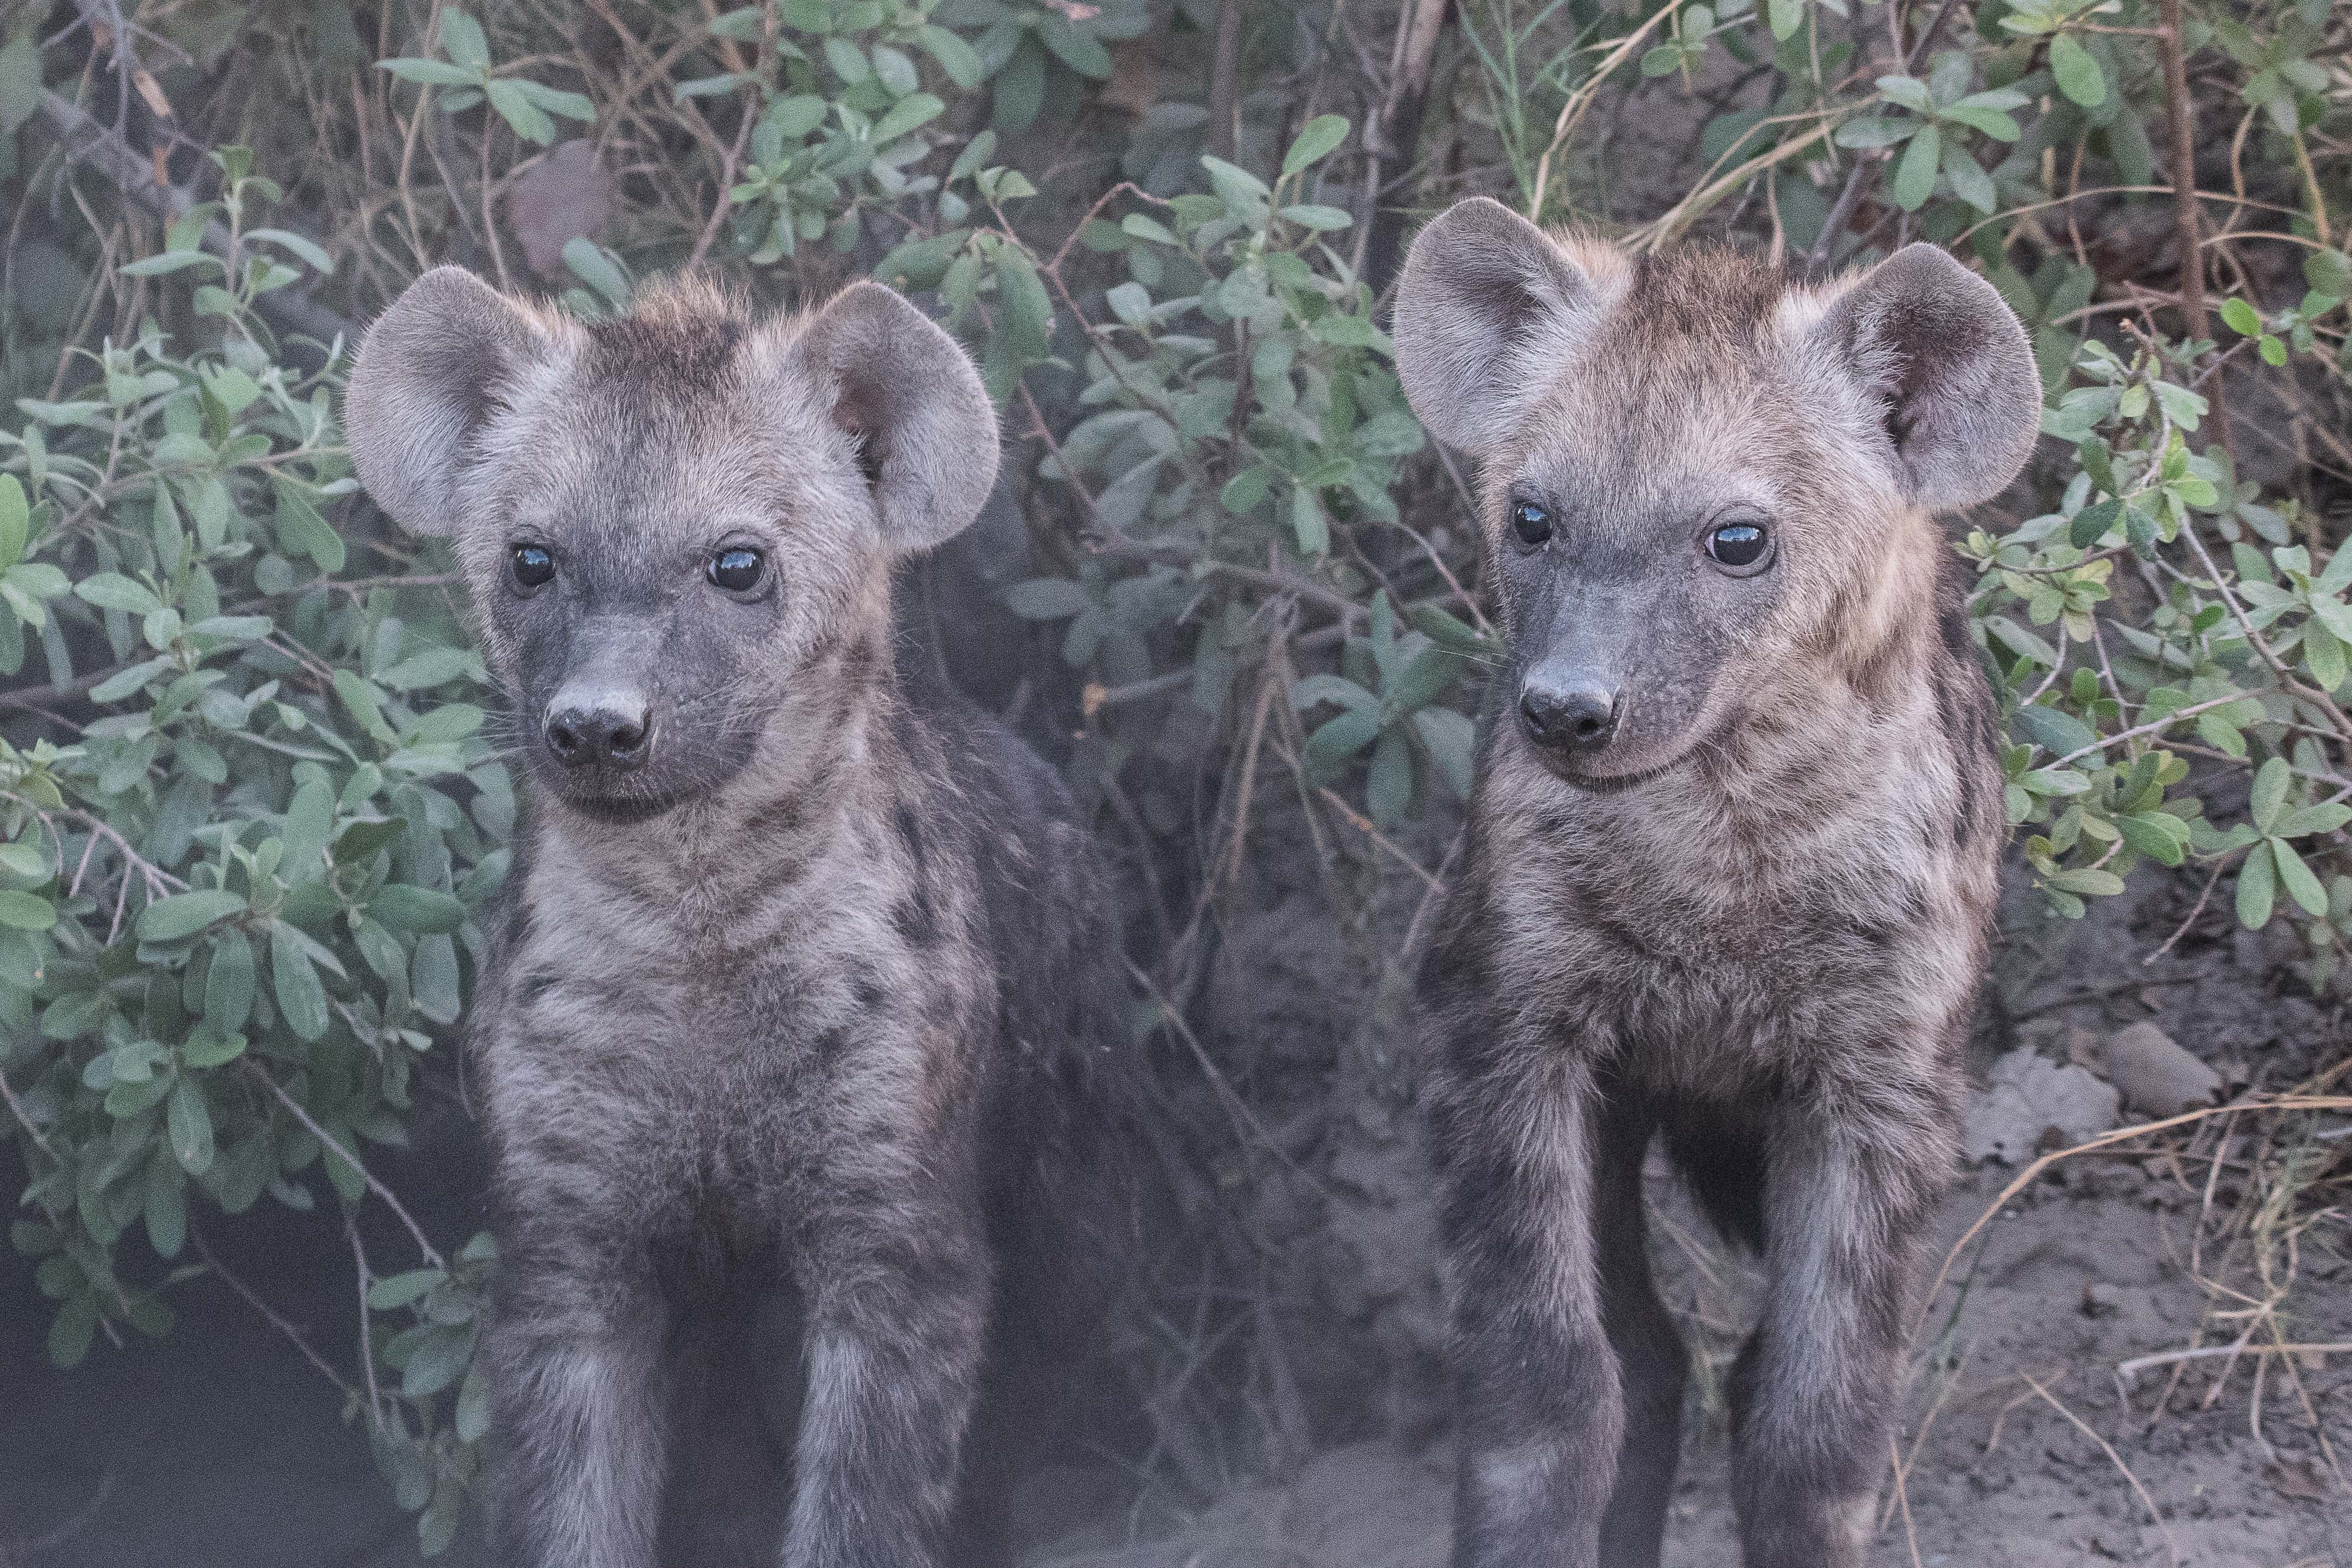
[1021,1159,2352,1568]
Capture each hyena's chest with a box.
[1487,799,1981,1087]
[485,856,935,1201]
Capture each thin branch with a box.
[248,1064,448,1272]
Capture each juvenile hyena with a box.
[343,270,1136,1568]
[1391,199,2040,1568]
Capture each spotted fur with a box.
[1392,201,2038,1568]
[345,271,1136,1568]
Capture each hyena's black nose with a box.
[1519,678,1619,752]
[544,700,653,768]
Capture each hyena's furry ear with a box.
[1810,243,2042,512]
[345,267,562,537]
[790,281,1000,553]
[1391,197,1616,459]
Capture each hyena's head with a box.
[344,271,997,819]
[1393,199,2039,785]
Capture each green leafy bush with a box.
[1,155,502,1553]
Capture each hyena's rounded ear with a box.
[1392,197,1609,460]
[792,281,1000,554]
[1811,243,2042,512]
[345,267,560,538]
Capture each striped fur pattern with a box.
[345,272,1136,1568]
[1392,201,2039,1568]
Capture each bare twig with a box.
[2155,0,2229,452]
[248,1064,448,1273]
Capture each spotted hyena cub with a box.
[343,271,1135,1568]
[1391,199,2040,1568]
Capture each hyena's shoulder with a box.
[892,673,1124,1062]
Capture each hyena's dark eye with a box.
[1707,520,1770,570]
[707,547,765,593]
[1510,501,1553,548]
[510,544,555,590]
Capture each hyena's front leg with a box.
[782,1171,993,1568]
[1730,1100,1953,1568]
[479,1212,670,1568]
[1594,1099,1685,1568]
[1433,1055,1622,1568]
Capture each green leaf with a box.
[245,227,335,273]
[439,9,491,68]
[1279,204,1354,231]
[562,240,630,309]
[2219,296,2261,336]
[485,78,556,145]
[2250,755,2291,832]
[455,1363,492,1442]
[2237,840,2278,928]
[1892,124,1940,211]
[0,889,54,931]
[1875,75,1931,113]
[2275,803,2352,838]
[1304,709,1381,775]
[0,31,45,138]
[2304,249,2352,299]
[2272,838,2329,917]
[145,1156,187,1259]
[1365,729,1412,825]
[119,251,221,279]
[1281,114,1351,179]
[514,81,595,121]
[1036,18,1113,78]
[0,842,44,879]
[871,92,945,145]
[181,1027,248,1069]
[2114,813,2185,865]
[766,94,829,138]
[1290,486,1329,556]
[994,247,1054,362]
[1941,140,1995,214]
[0,475,27,570]
[1120,213,1178,247]
[1412,707,1477,799]
[2010,702,2097,757]
[272,927,330,1042]
[992,36,1044,132]
[2069,497,2123,548]
[1292,674,1379,714]
[274,482,345,573]
[368,1269,446,1311]
[401,1325,475,1399]
[920,26,985,91]
[167,1079,216,1175]
[1003,579,1090,619]
[2046,868,2126,897]
[2048,33,2106,107]
[48,1295,97,1369]
[369,884,465,935]
[137,889,249,942]
[75,572,163,615]
[1769,0,1805,40]
[1835,116,1916,150]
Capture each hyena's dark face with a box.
[343,273,1000,818]
[1393,201,2040,783]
